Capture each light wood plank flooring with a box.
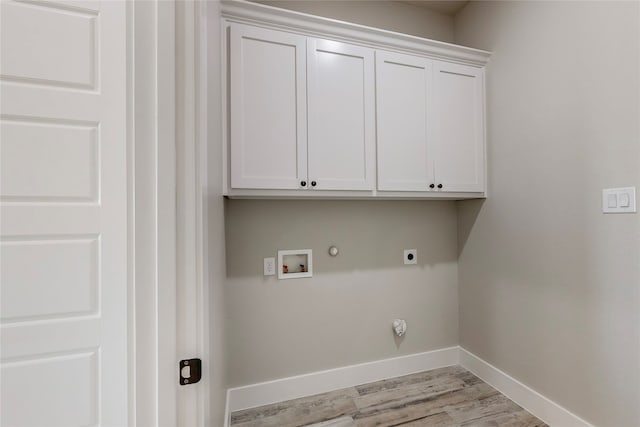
[230,365,548,427]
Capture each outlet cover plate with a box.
[404,249,417,265]
[264,257,276,276]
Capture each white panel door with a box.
[230,24,307,190]
[307,38,375,191]
[376,51,434,191]
[432,61,485,192]
[1,1,128,426]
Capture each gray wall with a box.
[454,2,640,426]
[225,200,459,386]
[253,0,454,42]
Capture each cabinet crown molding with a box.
[221,0,491,66]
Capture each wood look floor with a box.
[230,366,548,427]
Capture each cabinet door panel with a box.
[376,51,433,191]
[307,39,375,190]
[230,24,307,189]
[433,61,485,192]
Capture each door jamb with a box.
[130,1,179,426]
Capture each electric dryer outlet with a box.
[404,249,417,265]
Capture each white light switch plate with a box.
[602,187,636,213]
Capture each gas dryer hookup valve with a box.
[392,319,407,337]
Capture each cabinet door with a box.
[307,39,375,190]
[432,61,485,192]
[376,51,434,191]
[229,24,307,189]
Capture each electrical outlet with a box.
[404,249,417,265]
[264,257,276,276]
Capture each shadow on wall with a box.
[224,199,459,278]
[456,199,485,258]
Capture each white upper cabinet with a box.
[307,39,375,191]
[376,54,485,194]
[229,24,375,191]
[376,50,433,191]
[230,24,307,189]
[223,1,490,198]
[432,61,485,193]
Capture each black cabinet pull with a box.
[429,184,435,189]
[311,181,317,187]
[437,184,443,189]
[300,181,307,187]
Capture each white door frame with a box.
[129,0,182,425]
[175,0,210,426]
[131,1,209,426]
[131,0,212,425]
[131,0,178,425]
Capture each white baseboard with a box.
[224,346,594,427]
[459,347,594,427]
[224,346,459,426]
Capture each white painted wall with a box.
[454,2,640,426]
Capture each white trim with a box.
[223,347,595,427]
[459,348,594,427]
[224,346,459,424]
[156,1,178,425]
[224,392,232,427]
[226,189,486,200]
[176,0,208,426]
[195,2,210,426]
[126,2,136,424]
[132,1,177,425]
[220,1,490,66]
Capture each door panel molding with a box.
[1,2,127,426]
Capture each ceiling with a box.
[400,1,469,16]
